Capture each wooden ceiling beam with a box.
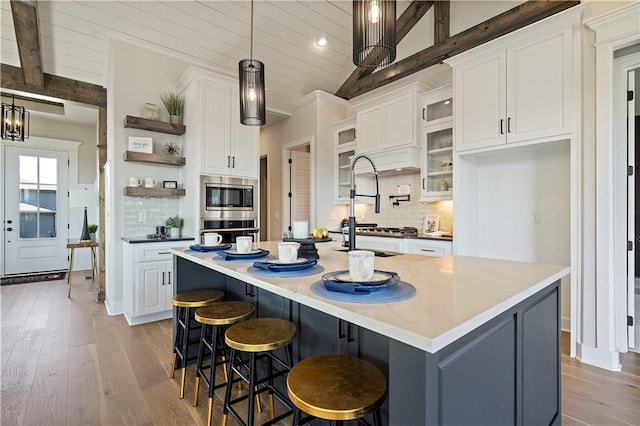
[434,0,450,44]
[10,0,44,89]
[335,1,434,99]
[1,63,106,107]
[340,0,579,100]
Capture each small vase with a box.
[169,227,181,238]
[90,233,97,242]
[169,115,182,125]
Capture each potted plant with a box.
[160,92,185,125]
[165,215,184,237]
[88,224,98,242]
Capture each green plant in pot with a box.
[88,224,98,242]
[160,92,185,125]
[165,216,184,237]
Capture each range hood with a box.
[353,147,421,175]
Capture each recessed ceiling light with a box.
[444,100,451,105]
[316,36,328,48]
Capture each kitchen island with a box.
[171,240,569,425]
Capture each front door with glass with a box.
[3,146,69,275]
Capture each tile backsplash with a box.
[124,196,181,236]
[356,172,453,233]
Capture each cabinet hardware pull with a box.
[338,319,346,339]
[507,117,512,133]
[422,108,426,120]
[500,119,504,135]
[227,156,231,167]
[162,272,165,285]
[167,271,171,285]
[421,248,435,252]
[158,251,170,254]
[232,156,235,168]
[347,322,355,343]
[422,178,425,190]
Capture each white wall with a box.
[106,39,192,312]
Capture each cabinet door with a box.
[136,261,168,316]
[404,239,452,257]
[383,94,414,149]
[230,88,259,178]
[356,108,382,153]
[202,81,231,174]
[506,28,571,143]
[454,52,506,151]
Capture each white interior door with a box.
[3,146,69,275]
[290,150,310,225]
[628,69,636,349]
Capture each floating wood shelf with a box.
[124,151,186,166]
[123,187,186,197]
[124,115,186,135]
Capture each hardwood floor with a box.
[1,274,639,425]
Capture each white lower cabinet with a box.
[124,240,193,325]
[353,235,404,253]
[403,239,452,257]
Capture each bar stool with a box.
[193,301,256,426]
[286,354,387,426]
[222,318,296,426]
[171,288,224,399]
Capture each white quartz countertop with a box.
[170,241,569,353]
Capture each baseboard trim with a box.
[125,310,173,326]
[561,316,571,333]
[577,344,622,371]
[104,299,123,316]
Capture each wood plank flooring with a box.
[1,274,639,425]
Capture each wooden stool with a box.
[171,289,224,399]
[287,354,387,426]
[193,301,256,426]
[222,318,296,426]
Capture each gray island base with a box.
[171,241,568,425]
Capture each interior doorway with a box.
[282,137,313,234]
[259,155,268,241]
[632,67,640,352]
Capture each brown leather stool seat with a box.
[192,301,255,426]
[286,354,387,426]
[171,289,224,399]
[222,318,296,426]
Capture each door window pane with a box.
[18,155,58,239]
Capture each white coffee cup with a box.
[203,232,223,246]
[278,242,300,263]
[292,220,309,239]
[129,177,142,187]
[144,177,158,188]
[348,250,375,281]
[236,236,253,253]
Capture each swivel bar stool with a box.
[192,301,256,426]
[171,288,224,399]
[287,354,387,426]
[222,317,296,426]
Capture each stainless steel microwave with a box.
[200,176,257,220]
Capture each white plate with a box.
[262,258,309,265]
[224,249,264,255]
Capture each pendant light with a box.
[239,0,265,126]
[352,0,396,68]
[1,94,30,141]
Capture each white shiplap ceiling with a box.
[0,1,522,124]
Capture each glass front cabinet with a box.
[334,118,356,203]
[420,85,453,201]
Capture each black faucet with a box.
[349,155,380,251]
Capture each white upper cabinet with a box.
[354,82,427,155]
[450,22,573,152]
[178,68,259,178]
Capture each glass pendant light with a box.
[239,0,265,126]
[352,0,396,68]
[1,94,30,141]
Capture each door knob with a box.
[6,227,13,231]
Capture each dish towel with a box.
[252,259,317,272]
[215,249,270,261]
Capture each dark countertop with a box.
[327,229,453,242]
[122,236,196,244]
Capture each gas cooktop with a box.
[355,227,419,237]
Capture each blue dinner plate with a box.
[253,259,317,272]
[189,243,232,252]
[321,270,400,293]
[217,249,270,260]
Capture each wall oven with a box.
[200,176,259,243]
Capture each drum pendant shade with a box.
[238,0,265,126]
[352,0,396,68]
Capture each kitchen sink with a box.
[333,247,400,257]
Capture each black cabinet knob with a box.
[6,227,13,231]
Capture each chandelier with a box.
[1,95,30,141]
[353,0,396,68]
[238,0,265,126]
